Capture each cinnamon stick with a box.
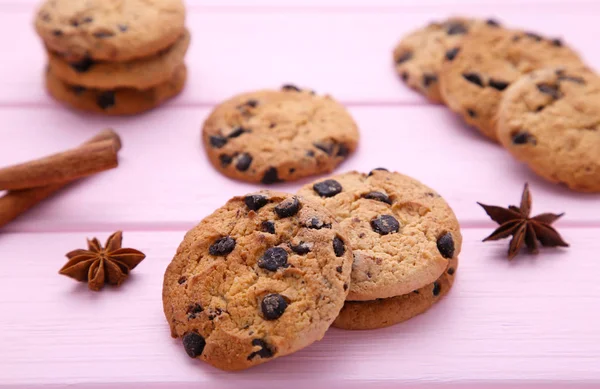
[0,135,119,190]
[0,129,121,228]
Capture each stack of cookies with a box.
[162,169,461,370]
[34,0,189,115]
[393,18,600,193]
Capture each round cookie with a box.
[497,67,600,193]
[333,255,458,330]
[162,191,353,371]
[202,86,359,184]
[47,29,190,89]
[46,63,186,115]
[298,169,462,301]
[439,27,583,142]
[393,17,501,103]
[34,0,186,62]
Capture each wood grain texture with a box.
[0,228,598,388]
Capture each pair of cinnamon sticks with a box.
[0,129,121,228]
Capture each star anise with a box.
[478,183,569,259]
[59,231,146,291]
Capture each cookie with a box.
[439,27,583,141]
[298,169,462,301]
[202,86,359,184]
[393,17,501,103]
[333,255,458,330]
[46,63,186,115]
[162,191,353,371]
[47,29,190,89]
[497,67,600,193]
[34,0,186,62]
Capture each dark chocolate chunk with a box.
[261,167,281,184]
[219,154,233,167]
[463,72,484,87]
[401,71,409,81]
[306,150,315,157]
[343,283,348,291]
[551,38,563,47]
[333,237,346,257]
[446,22,468,35]
[246,99,259,107]
[447,267,455,275]
[235,153,253,171]
[363,191,392,205]
[445,47,460,61]
[314,142,334,155]
[247,339,274,360]
[177,276,187,284]
[290,242,310,255]
[437,232,455,259]
[467,109,477,118]
[368,167,389,176]
[245,194,269,211]
[336,143,350,157]
[183,332,206,358]
[433,281,441,296]
[70,56,94,73]
[94,30,115,39]
[187,304,204,319]
[70,85,86,96]
[209,135,227,148]
[228,127,248,138]
[118,24,128,32]
[371,215,400,235]
[423,73,438,87]
[525,32,543,41]
[52,29,63,36]
[282,84,301,92]
[307,218,332,230]
[396,51,413,64]
[558,75,585,84]
[209,236,236,256]
[274,197,300,218]
[537,83,561,99]
[486,19,501,27]
[96,91,115,110]
[258,247,288,271]
[261,294,288,320]
[336,266,343,273]
[511,131,536,145]
[261,221,276,234]
[313,179,342,198]
[488,79,509,91]
[70,20,79,27]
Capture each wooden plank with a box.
[2,3,600,105]
[0,228,598,388]
[0,106,598,232]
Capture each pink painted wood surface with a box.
[0,0,599,387]
[1,229,599,388]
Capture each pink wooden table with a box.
[1,0,600,388]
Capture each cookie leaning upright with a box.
[162,191,353,371]
[439,27,583,142]
[202,86,359,184]
[497,67,600,193]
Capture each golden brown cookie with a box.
[439,27,583,142]
[333,256,457,330]
[47,29,190,89]
[34,0,186,62]
[497,67,600,193]
[202,86,359,184]
[298,169,462,301]
[162,191,353,371]
[393,17,501,103]
[45,63,186,115]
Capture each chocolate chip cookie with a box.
[47,29,190,89]
[333,255,458,330]
[46,63,186,115]
[202,86,359,184]
[439,27,583,142]
[497,67,600,193]
[35,0,186,62]
[162,191,353,371]
[393,17,501,103]
[298,169,462,301]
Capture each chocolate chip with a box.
[551,38,563,47]
[219,154,233,167]
[371,215,400,235]
[209,135,227,148]
[52,29,63,36]
[445,47,460,61]
[433,281,441,296]
[343,283,348,291]
[183,332,205,358]
[447,267,455,275]
[307,218,332,230]
[209,236,236,256]
[70,86,86,96]
[446,22,468,35]
[82,17,93,23]
[401,71,409,81]
[368,167,389,176]
[336,266,343,273]
[486,19,501,27]
[261,221,275,234]
[336,143,350,157]
[70,56,94,73]
[246,99,259,107]
[333,237,346,257]
[261,167,281,184]
[463,72,484,87]
[118,24,128,32]
[488,79,509,91]
[467,109,477,118]
[396,51,413,64]
[512,131,536,145]
[536,105,545,112]
[525,32,543,41]
[423,73,438,87]
[258,247,288,271]
[363,191,392,205]
[558,75,585,84]
[313,179,342,197]
[96,91,115,110]
[290,242,310,255]
[247,339,274,360]
[187,304,204,319]
[235,153,252,171]
[228,127,248,138]
[178,276,187,284]
[274,197,300,218]
[261,294,288,320]
[306,150,315,157]
[245,194,268,211]
[282,84,301,92]
[70,20,79,27]
[289,168,296,174]
[314,142,333,155]
[94,30,115,39]
[537,83,561,99]
[437,232,455,259]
